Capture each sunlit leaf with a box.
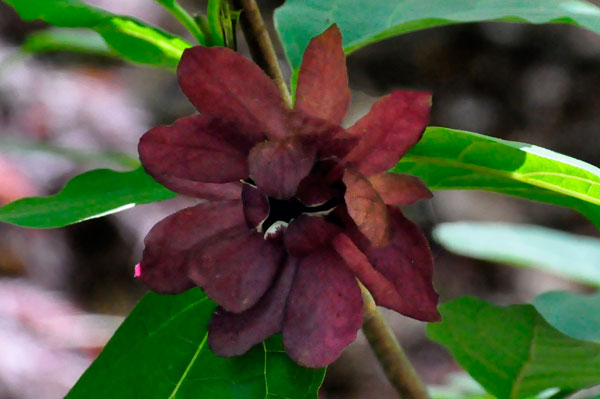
[67,289,325,399]
[393,127,600,229]
[428,297,600,399]
[534,291,600,343]
[22,28,114,56]
[3,0,193,67]
[275,0,600,92]
[433,222,600,286]
[0,168,176,228]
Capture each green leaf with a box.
[534,291,600,344]
[274,0,600,91]
[432,222,600,287]
[22,28,114,56]
[3,0,192,67]
[67,289,325,399]
[0,168,176,228]
[393,127,600,228]
[427,297,600,399]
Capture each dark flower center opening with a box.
[262,196,339,232]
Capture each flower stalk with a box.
[230,1,431,398]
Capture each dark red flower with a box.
[136,25,439,368]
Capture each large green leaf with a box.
[393,127,600,228]
[67,289,325,399]
[0,168,176,228]
[22,28,115,56]
[427,297,600,399]
[432,222,600,286]
[3,0,192,67]
[274,0,600,90]
[534,291,600,344]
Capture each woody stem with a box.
[231,2,430,398]
[230,0,293,108]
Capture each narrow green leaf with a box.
[207,0,225,46]
[275,0,600,92]
[0,168,176,228]
[534,291,600,344]
[393,127,600,228]
[22,28,114,56]
[427,297,600,399]
[67,289,325,399]
[3,0,192,67]
[432,222,600,286]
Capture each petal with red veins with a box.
[283,250,363,368]
[368,172,432,205]
[208,257,298,357]
[242,184,269,229]
[156,176,242,200]
[361,207,439,321]
[295,25,350,125]
[188,227,285,313]
[284,214,342,256]
[137,200,245,294]
[178,46,288,140]
[248,136,316,200]
[139,115,251,185]
[343,168,391,247]
[345,90,432,176]
[333,233,407,313]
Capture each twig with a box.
[230,0,292,107]
[360,283,431,399]
[230,2,430,397]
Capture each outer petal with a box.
[188,227,285,313]
[350,207,439,321]
[208,257,298,357]
[156,176,242,200]
[343,168,391,247]
[368,172,432,205]
[283,250,363,368]
[248,136,316,200]
[344,91,432,176]
[178,46,288,140]
[242,183,269,229]
[295,24,350,125]
[137,200,245,294]
[139,115,250,185]
[333,233,407,313]
[284,214,342,256]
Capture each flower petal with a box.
[344,91,432,176]
[343,168,391,247]
[284,214,342,256]
[139,115,250,185]
[296,159,345,206]
[208,257,298,357]
[242,183,269,229]
[353,207,439,321]
[295,24,350,125]
[333,233,407,313]
[368,172,432,205]
[156,176,242,200]
[248,136,317,200]
[178,46,288,140]
[137,200,245,294]
[188,227,285,313]
[283,250,363,368]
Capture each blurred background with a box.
[1,0,599,397]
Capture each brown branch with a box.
[229,2,430,397]
[360,283,431,399]
[231,0,292,107]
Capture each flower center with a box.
[261,196,339,235]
